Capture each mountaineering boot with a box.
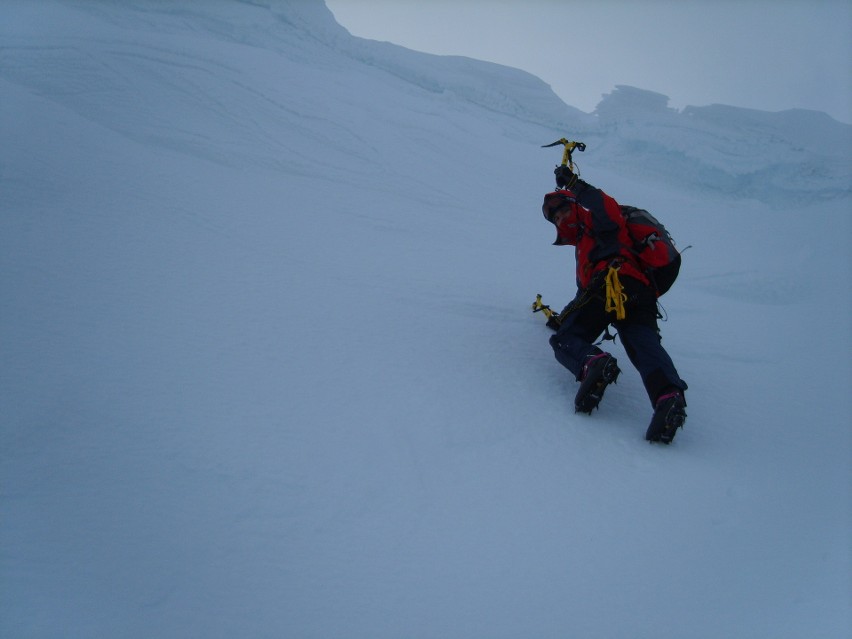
[574,353,621,414]
[645,391,687,444]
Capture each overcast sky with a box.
[326,0,852,125]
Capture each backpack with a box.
[619,205,681,295]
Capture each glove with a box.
[554,165,578,190]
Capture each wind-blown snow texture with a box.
[2,1,851,637]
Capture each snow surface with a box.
[2,1,851,637]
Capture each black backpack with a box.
[620,205,681,295]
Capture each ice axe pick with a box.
[541,138,586,172]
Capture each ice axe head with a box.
[541,138,586,171]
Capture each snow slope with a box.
[2,1,850,637]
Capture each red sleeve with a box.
[573,181,626,262]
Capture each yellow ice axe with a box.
[541,138,586,172]
[531,294,557,322]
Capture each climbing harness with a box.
[604,264,627,321]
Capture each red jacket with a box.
[543,181,650,290]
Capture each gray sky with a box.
[326,0,852,124]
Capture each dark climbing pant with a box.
[549,275,687,406]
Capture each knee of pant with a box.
[548,334,562,352]
[619,321,661,348]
